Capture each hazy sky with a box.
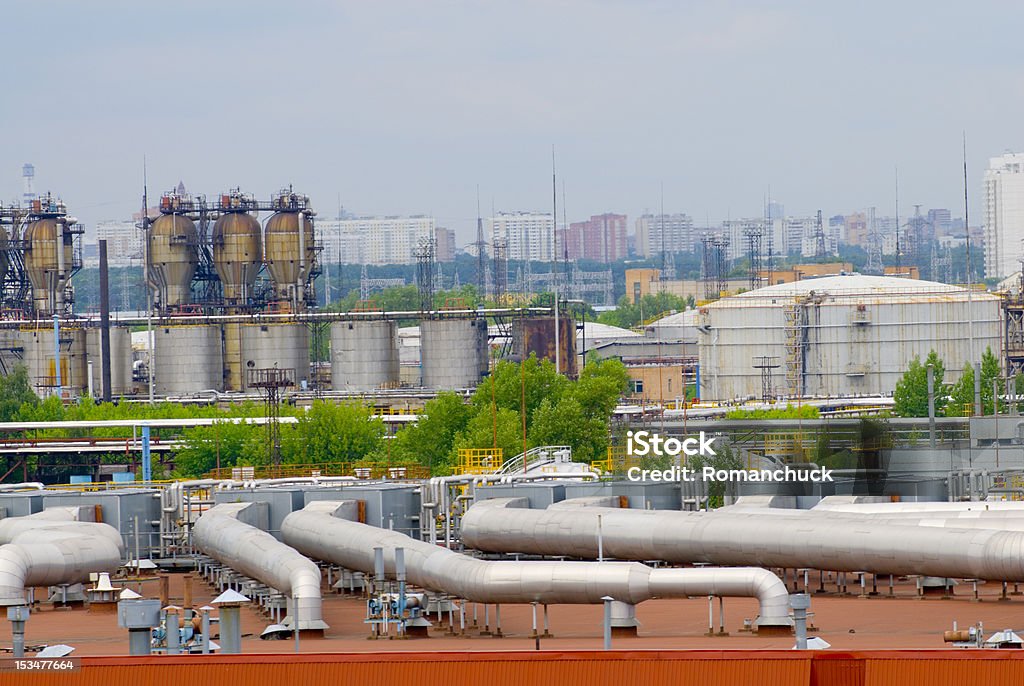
[2,1,1021,245]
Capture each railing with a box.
[496,445,571,475]
[205,462,429,480]
[456,448,504,474]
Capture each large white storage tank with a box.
[420,318,488,389]
[154,325,223,395]
[85,327,135,397]
[697,274,1002,401]
[330,320,399,391]
[240,323,310,390]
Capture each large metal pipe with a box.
[0,513,124,606]
[281,502,791,627]
[460,499,1024,582]
[193,504,327,631]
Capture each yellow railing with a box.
[456,448,504,475]
[206,463,429,480]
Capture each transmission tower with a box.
[813,209,827,258]
[700,234,716,300]
[743,227,763,291]
[713,236,730,297]
[414,237,436,312]
[247,366,294,468]
[492,237,508,303]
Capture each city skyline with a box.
[1,2,1021,249]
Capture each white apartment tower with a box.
[488,212,554,262]
[317,215,436,265]
[984,152,1024,278]
[95,220,143,266]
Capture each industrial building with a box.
[0,188,554,400]
[697,273,1002,401]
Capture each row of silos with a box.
[328,318,489,392]
[147,189,315,312]
[6,316,491,396]
[153,322,310,394]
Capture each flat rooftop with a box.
[5,572,1023,655]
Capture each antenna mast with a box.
[552,145,560,375]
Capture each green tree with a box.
[568,358,630,419]
[528,395,608,465]
[946,362,974,417]
[452,407,524,473]
[946,347,1002,416]
[389,392,472,472]
[980,346,1002,414]
[173,420,264,477]
[893,350,946,417]
[282,401,385,465]
[0,366,39,422]
[596,293,694,330]
[469,355,570,424]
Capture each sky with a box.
[1,1,1022,246]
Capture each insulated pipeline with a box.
[281,502,791,626]
[193,504,327,631]
[460,499,1024,582]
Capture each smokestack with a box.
[98,239,112,402]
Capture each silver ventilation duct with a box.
[193,503,328,631]
[460,498,1024,582]
[281,501,791,628]
[0,511,124,606]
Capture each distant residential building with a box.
[317,215,435,265]
[95,220,143,266]
[562,213,627,262]
[434,226,456,262]
[488,212,554,262]
[634,213,696,257]
[983,152,1024,277]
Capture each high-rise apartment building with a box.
[562,213,627,262]
[983,152,1024,277]
[488,212,554,262]
[634,213,696,257]
[317,215,436,265]
[96,220,143,266]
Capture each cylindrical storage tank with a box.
[697,274,1003,401]
[240,323,310,390]
[147,214,198,309]
[212,213,262,307]
[153,325,223,395]
[420,318,488,389]
[24,219,74,316]
[19,327,88,394]
[85,327,134,397]
[264,211,314,306]
[330,320,399,391]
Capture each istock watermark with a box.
[623,430,834,484]
[626,430,717,457]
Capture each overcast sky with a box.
[2,1,1021,245]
